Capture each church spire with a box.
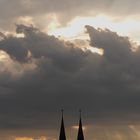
[77,110,84,140]
[59,109,66,140]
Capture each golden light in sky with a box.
[48,14,140,44]
[15,136,47,140]
[72,125,87,131]
[15,137,34,140]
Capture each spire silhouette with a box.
[77,110,84,140]
[59,109,66,140]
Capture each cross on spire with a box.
[61,109,64,117]
[79,109,82,118]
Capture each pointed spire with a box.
[59,109,66,140]
[77,110,84,140]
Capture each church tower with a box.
[59,109,66,140]
[77,110,84,140]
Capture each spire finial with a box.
[79,109,82,118]
[61,109,64,117]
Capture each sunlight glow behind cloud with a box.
[72,125,87,131]
[15,136,47,140]
[48,15,140,44]
[15,137,34,140]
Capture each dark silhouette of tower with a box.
[59,109,66,140]
[77,110,84,140]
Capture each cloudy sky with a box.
[1,0,140,140]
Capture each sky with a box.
[1,0,140,140]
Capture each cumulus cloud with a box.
[85,25,133,62]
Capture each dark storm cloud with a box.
[0,24,140,130]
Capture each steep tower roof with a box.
[59,109,66,140]
[77,110,84,140]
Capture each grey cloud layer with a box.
[0,24,140,129]
[0,0,140,30]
